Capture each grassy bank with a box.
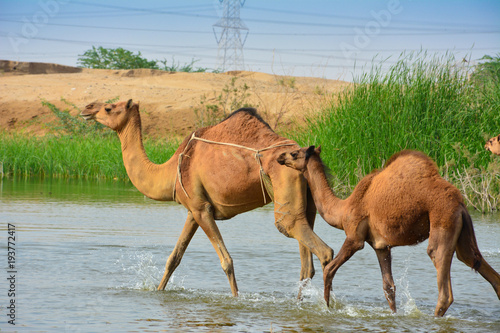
[0,132,178,180]
[0,99,178,180]
[288,52,500,211]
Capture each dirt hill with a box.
[0,60,349,138]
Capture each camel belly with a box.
[202,178,272,219]
[365,179,431,247]
[210,195,271,220]
[369,213,430,248]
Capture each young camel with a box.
[277,146,500,316]
[485,134,500,155]
[81,100,334,296]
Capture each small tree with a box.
[77,46,159,70]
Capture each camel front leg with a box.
[158,212,199,290]
[272,171,333,269]
[273,197,333,270]
[324,237,364,307]
[374,247,396,313]
[193,208,238,296]
[299,186,317,281]
[297,190,317,300]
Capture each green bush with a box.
[77,46,159,70]
[41,98,111,136]
[77,46,208,72]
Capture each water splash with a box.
[295,278,323,303]
[115,250,162,291]
[396,253,423,317]
[481,248,500,257]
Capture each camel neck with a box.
[305,155,345,230]
[117,114,176,201]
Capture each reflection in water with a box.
[0,178,499,332]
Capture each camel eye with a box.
[291,152,298,159]
[105,107,112,112]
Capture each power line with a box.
[30,1,491,33]
[0,19,212,34]
[1,18,498,37]
[1,31,498,56]
[3,2,496,32]
[0,31,215,50]
[244,6,500,30]
[0,3,213,15]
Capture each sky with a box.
[0,0,499,81]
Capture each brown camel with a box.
[485,134,500,155]
[80,99,334,296]
[277,146,500,316]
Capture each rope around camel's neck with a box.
[174,133,296,204]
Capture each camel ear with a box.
[316,145,322,155]
[497,134,500,141]
[126,99,133,109]
[305,145,315,159]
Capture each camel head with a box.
[80,99,138,131]
[277,145,321,172]
[485,134,500,156]
[82,101,103,115]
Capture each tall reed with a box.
[0,132,178,180]
[289,52,500,208]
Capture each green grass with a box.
[0,132,178,180]
[287,52,500,210]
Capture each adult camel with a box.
[485,134,500,155]
[277,146,500,316]
[81,100,333,296]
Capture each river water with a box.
[0,178,499,332]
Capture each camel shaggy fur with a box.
[277,146,500,316]
[81,100,334,296]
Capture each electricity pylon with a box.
[213,0,248,72]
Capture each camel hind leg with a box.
[158,212,199,290]
[427,217,461,317]
[456,206,500,299]
[374,247,396,313]
[192,207,239,296]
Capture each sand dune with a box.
[0,60,348,138]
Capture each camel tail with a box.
[456,203,500,299]
[456,205,482,270]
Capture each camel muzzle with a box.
[80,110,97,121]
[277,153,287,165]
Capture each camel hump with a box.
[223,107,272,130]
[384,150,436,169]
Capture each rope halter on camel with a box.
[173,132,296,204]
